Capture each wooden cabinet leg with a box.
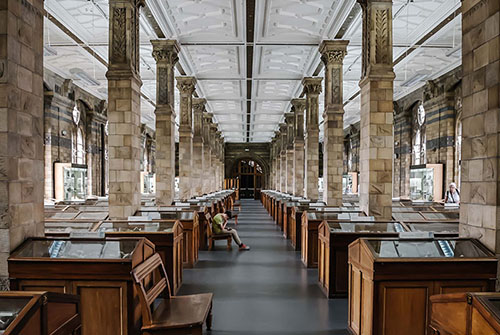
[206,304,213,330]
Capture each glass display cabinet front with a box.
[142,172,156,194]
[407,223,459,234]
[99,221,176,233]
[63,166,88,201]
[343,174,353,194]
[410,167,434,201]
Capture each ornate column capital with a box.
[192,98,206,138]
[152,40,179,111]
[356,0,395,81]
[302,77,323,96]
[285,112,295,148]
[291,98,306,112]
[151,40,180,65]
[319,40,349,66]
[176,76,197,95]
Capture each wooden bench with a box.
[204,212,232,251]
[132,253,213,335]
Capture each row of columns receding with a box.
[270,0,395,219]
[106,1,225,218]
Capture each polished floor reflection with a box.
[179,199,349,335]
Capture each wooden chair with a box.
[131,253,213,335]
[204,212,232,251]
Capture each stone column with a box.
[151,40,179,206]
[274,131,281,190]
[269,137,276,190]
[0,0,45,287]
[357,0,395,219]
[302,77,323,201]
[279,123,287,193]
[285,113,295,194]
[215,131,223,191]
[192,98,206,196]
[176,76,196,200]
[459,0,500,257]
[202,112,213,194]
[320,40,349,206]
[106,0,144,218]
[210,124,218,193]
[292,99,306,197]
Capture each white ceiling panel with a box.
[43,0,463,142]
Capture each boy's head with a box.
[224,210,232,219]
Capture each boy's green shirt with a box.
[212,213,224,234]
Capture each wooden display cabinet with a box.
[290,204,310,251]
[97,220,184,296]
[401,222,459,237]
[430,292,500,335]
[9,237,155,335]
[318,221,403,298]
[301,212,349,268]
[348,238,497,335]
[159,211,199,268]
[0,291,81,335]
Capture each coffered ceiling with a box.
[43,0,462,143]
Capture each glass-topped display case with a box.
[410,164,443,201]
[348,237,497,335]
[404,222,459,237]
[318,221,404,298]
[54,163,88,202]
[0,291,80,335]
[9,237,154,335]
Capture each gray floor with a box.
[179,199,349,335]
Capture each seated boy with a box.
[212,211,250,251]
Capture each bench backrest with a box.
[204,212,214,238]
[131,253,171,326]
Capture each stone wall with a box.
[43,69,108,199]
[224,142,270,186]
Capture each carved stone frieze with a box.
[375,9,390,64]
[111,8,126,64]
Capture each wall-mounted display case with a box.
[0,291,81,335]
[140,172,155,194]
[9,237,155,335]
[410,164,443,201]
[54,163,88,202]
[343,172,359,194]
[348,238,497,335]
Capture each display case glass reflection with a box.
[367,239,489,258]
[329,222,404,233]
[0,297,30,333]
[12,239,136,259]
